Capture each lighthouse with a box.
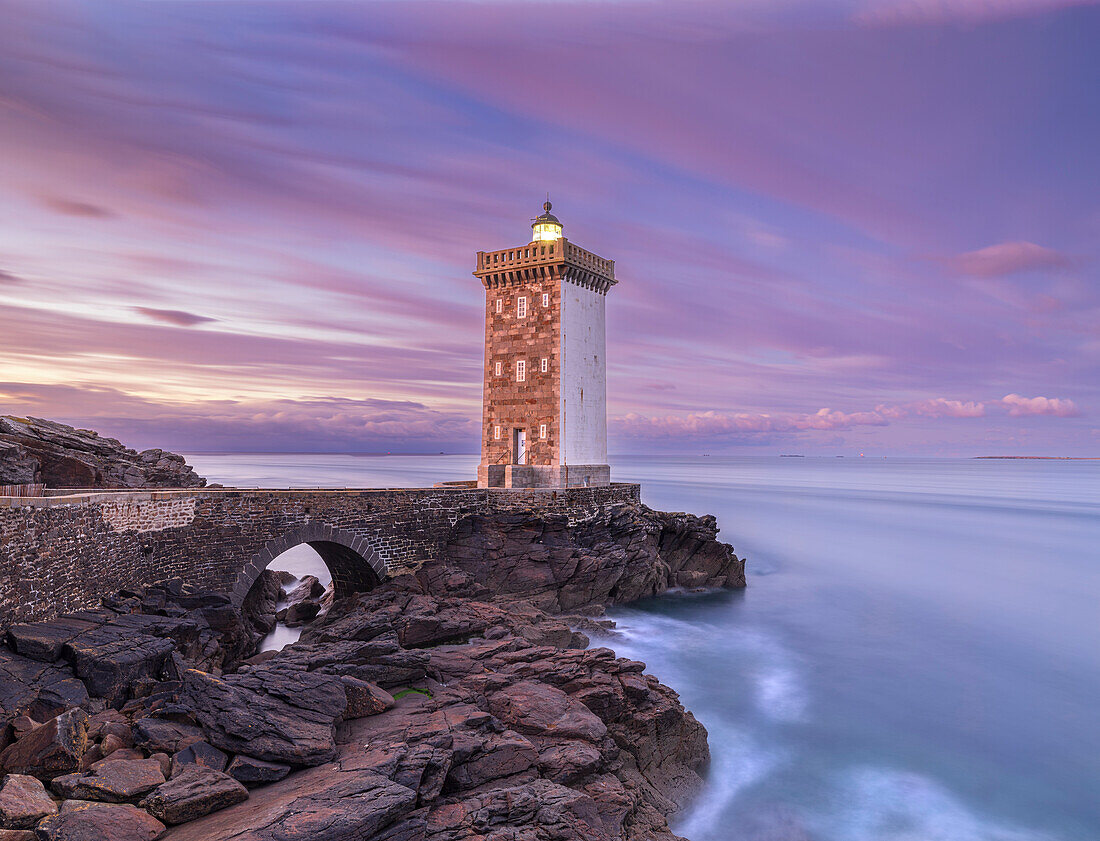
[474,202,616,488]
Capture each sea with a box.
[186,453,1100,841]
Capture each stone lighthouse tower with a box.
[475,202,616,488]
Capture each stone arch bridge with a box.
[0,484,638,629]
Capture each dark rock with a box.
[0,651,89,743]
[33,802,165,841]
[169,741,227,776]
[0,829,36,841]
[64,627,175,706]
[51,757,165,802]
[6,619,99,664]
[281,602,320,628]
[132,719,204,756]
[488,680,608,742]
[241,570,281,637]
[224,755,290,787]
[0,415,205,489]
[179,666,346,765]
[441,502,744,613]
[0,710,88,780]
[140,765,247,825]
[9,720,37,741]
[444,730,539,792]
[538,740,604,784]
[0,774,57,828]
[340,677,394,719]
[282,575,325,606]
[158,766,415,841]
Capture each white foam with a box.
[815,766,1058,841]
[674,726,785,840]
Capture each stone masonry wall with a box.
[0,484,640,630]
[481,267,561,470]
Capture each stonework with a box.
[474,213,617,489]
[0,484,640,630]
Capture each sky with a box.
[0,0,1097,456]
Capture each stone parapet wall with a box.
[0,484,640,629]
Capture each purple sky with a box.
[1,0,1097,455]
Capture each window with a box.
[539,424,547,439]
[540,357,548,373]
[517,296,527,318]
[493,425,501,440]
[516,360,526,382]
[494,361,502,376]
[495,298,502,314]
[525,249,530,258]
[542,292,549,307]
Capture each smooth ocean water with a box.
[187,453,1100,841]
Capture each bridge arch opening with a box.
[231,524,389,639]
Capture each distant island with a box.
[974,456,1099,460]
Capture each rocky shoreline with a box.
[0,417,205,490]
[0,502,744,840]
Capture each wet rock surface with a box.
[0,416,205,489]
[0,502,743,839]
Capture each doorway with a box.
[513,428,526,465]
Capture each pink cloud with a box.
[948,241,1071,277]
[1001,393,1081,417]
[617,397,993,440]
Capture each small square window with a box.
[517,296,527,318]
[516,360,526,382]
[542,293,549,307]
[493,425,501,440]
[539,424,547,439]
[494,361,502,376]
[540,358,548,373]
[495,298,502,314]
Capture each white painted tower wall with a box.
[559,279,608,467]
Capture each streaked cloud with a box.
[134,307,217,327]
[948,242,1072,278]
[0,1,1095,455]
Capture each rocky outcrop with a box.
[0,416,205,489]
[0,501,744,839]
[436,503,744,613]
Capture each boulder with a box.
[179,666,346,766]
[33,802,165,841]
[5,619,99,664]
[224,756,290,787]
[64,629,175,706]
[51,758,165,802]
[139,766,247,825]
[0,774,57,829]
[488,681,607,742]
[132,719,203,756]
[538,740,605,784]
[156,766,415,841]
[241,570,281,637]
[339,677,394,719]
[0,652,88,742]
[169,742,227,776]
[0,710,88,780]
